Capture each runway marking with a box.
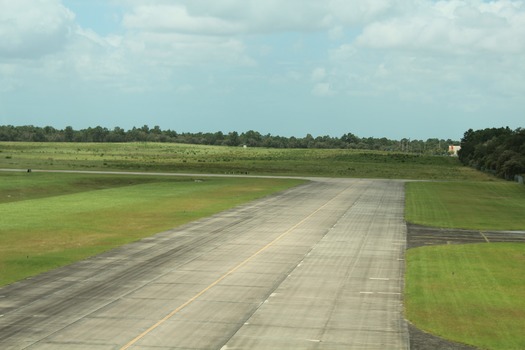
[480,231,490,243]
[370,277,390,281]
[120,188,346,350]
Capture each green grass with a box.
[0,141,491,180]
[405,243,525,350]
[0,172,304,286]
[405,181,525,230]
[406,180,525,349]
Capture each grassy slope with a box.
[0,172,304,286]
[405,181,525,349]
[0,141,491,180]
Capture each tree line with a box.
[459,127,525,180]
[0,124,457,155]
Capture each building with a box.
[448,145,461,157]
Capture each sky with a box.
[0,0,524,140]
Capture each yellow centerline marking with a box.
[120,188,345,350]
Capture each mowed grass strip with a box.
[405,243,525,350]
[0,172,304,286]
[405,180,525,349]
[405,181,525,230]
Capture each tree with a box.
[241,130,262,147]
[64,126,74,142]
[227,131,240,146]
[458,126,525,180]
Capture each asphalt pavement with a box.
[0,177,409,349]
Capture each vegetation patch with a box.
[405,243,525,350]
[0,172,304,286]
[406,180,525,349]
[458,127,525,180]
[0,142,492,180]
[405,181,525,231]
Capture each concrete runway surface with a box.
[0,178,409,349]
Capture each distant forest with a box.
[0,124,456,155]
[459,127,525,180]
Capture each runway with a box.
[0,177,409,349]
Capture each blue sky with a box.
[1,0,524,140]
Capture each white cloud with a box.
[122,4,241,35]
[0,0,75,58]
[0,1,256,94]
[311,67,327,82]
[119,3,257,72]
[184,1,331,33]
[122,31,255,69]
[312,82,335,97]
[356,0,525,54]
[67,28,128,82]
[323,0,525,111]
[328,0,393,25]
[118,0,395,36]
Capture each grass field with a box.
[405,181,525,230]
[0,141,491,180]
[405,244,525,350]
[0,171,304,286]
[405,181,525,349]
